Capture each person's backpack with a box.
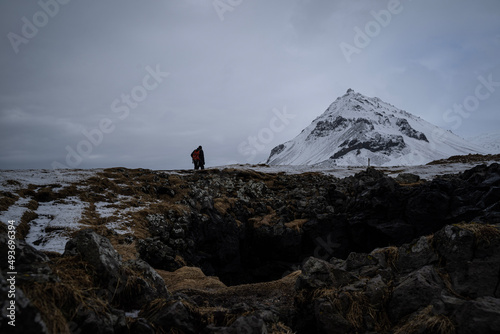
[192,150,200,161]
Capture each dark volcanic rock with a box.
[64,229,125,293]
[388,265,445,322]
[4,162,500,333]
[295,257,356,290]
[0,270,49,334]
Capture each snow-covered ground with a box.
[25,196,88,253]
[215,159,499,179]
[0,168,137,253]
[468,132,500,154]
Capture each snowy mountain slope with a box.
[267,89,488,166]
[468,132,500,154]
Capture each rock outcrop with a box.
[1,162,499,333]
[137,163,500,285]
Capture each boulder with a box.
[137,238,177,271]
[0,233,48,272]
[453,297,500,334]
[388,265,445,322]
[314,299,352,334]
[434,224,500,298]
[395,235,438,274]
[71,307,127,334]
[225,315,267,334]
[295,257,356,290]
[63,229,125,292]
[395,173,420,184]
[145,301,197,334]
[122,259,169,308]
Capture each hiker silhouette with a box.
[191,146,205,170]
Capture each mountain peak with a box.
[267,91,487,166]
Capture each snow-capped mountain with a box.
[467,132,500,154]
[267,89,488,166]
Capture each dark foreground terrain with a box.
[1,161,500,333]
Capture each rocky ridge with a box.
[1,162,500,333]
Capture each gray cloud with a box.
[1,0,499,170]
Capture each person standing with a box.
[191,146,205,170]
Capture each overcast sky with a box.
[1,0,499,170]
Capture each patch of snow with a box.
[95,201,117,218]
[216,160,499,180]
[25,196,88,254]
[125,310,141,318]
[0,169,100,191]
[0,197,31,226]
[106,221,133,235]
[468,132,500,154]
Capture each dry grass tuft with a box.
[24,198,39,211]
[285,219,308,232]
[455,222,500,244]
[0,222,7,234]
[214,197,237,215]
[394,305,455,334]
[249,210,277,228]
[313,287,391,332]
[0,191,18,211]
[158,266,227,292]
[16,210,38,240]
[16,184,37,198]
[372,246,399,269]
[20,255,110,334]
[140,297,171,320]
[343,291,370,330]
[269,321,296,334]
